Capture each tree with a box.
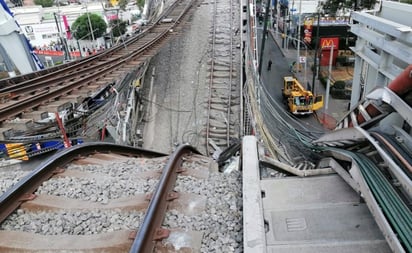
[34,0,54,7]
[71,13,108,40]
[137,0,144,9]
[110,19,127,37]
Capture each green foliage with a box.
[34,0,54,7]
[319,76,327,87]
[137,0,144,8]
[330,88,350,99]
[330,80,350,99]
[400,0,412,3]
[71,13,108,40]
[110,19,127,37]
[333,80,346,89]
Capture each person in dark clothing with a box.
[267,59,272,71]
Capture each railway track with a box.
[0,143,243,252]
[0,0,198,143]
[205,0,240,156]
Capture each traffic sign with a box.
[299,56,306,63]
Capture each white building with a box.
[12,3,106,48]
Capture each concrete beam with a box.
[351,25,412,65]
[351,12,412,45]
[242,136,267,253]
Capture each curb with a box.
[269,30,286,58]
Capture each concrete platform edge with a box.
[242,136,267,253]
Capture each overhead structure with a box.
[0,0,43,77]
[313,64,412,253]
[349,1,412,108]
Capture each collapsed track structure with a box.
[0,0,199,159]
[205,0,240,156]
[0,0,411,251]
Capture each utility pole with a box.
[311,10,320,95]
[258,0,271,75]
[324,42,334,118]
[54,12,70,61]
[85,0,95,42]
[296,0,303,73]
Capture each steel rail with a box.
[0,142,166,225]
[0,1,195,122]
[227,0,234,148]
[0,0,190,95]
[130,144,200,252]
[205,0,218,156]
[0,33,162,97]
[0,1,171,90]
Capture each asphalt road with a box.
[257,26,326,138]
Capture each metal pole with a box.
[304,46,307,86]
[276,1,279,34]
[53,12,70,61]
[258,0,271,75]
[77,39,82,59]
[86,1,95,42]
[311,11,320,95]
[296,0,302,72]
[324,42,333,115]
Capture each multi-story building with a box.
[12,3,106,49]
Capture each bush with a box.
[319,76,327,87]
[331,88,347,99]
[333,80,346,89]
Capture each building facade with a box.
[12,3,106,49]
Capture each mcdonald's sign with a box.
[320,37,339,50]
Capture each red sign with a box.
[319,37,339,66]
[34,50,83,57]
[105,10,119,21]
[34,50,64,56]
[320,37,339,50]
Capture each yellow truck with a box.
[282,76,323,115]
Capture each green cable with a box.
[352,152,412,251]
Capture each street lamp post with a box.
[296,0,302,72]
[324,42,334,118]
[293,37,308,85]
[73,30,82,59]
[258,0,271,76]
[53,12,70,61]
[311,8,321,95]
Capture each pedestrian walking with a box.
[267,59,272,71]
[289,61,296,72]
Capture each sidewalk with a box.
[269,29,349,128]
